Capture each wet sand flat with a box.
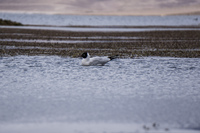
[0,27,200,58]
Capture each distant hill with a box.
[0,18,23,26]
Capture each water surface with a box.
[0,56,200,132]
[0,12,200,26]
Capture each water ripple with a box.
[0,56,200,129]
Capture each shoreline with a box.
[0,27,200,58]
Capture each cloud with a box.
[0,0,200,15]
[158,0,200,8]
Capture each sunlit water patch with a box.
[0,56,200,132]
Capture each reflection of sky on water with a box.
[0,13,200,26]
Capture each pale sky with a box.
[0,0,200,15]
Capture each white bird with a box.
[81,52,116,66]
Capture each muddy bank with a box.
[0,28,200,58]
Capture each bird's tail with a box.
[108,55,118,60]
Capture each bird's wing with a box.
[90,57,110,65]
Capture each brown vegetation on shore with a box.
[0,28,200,58]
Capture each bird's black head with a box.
[81,52,88,58]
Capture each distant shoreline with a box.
[0,18,23,26]
[1,10,200,16]
[19,25,200,29]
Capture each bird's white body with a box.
[81,52,112,66]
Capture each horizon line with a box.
[1,10,200,16]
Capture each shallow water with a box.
[1,25,200,32]
[0,12,200,26]
[0,38,144,43]
[0,56,200,132]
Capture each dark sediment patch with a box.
[0,28,200,58]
